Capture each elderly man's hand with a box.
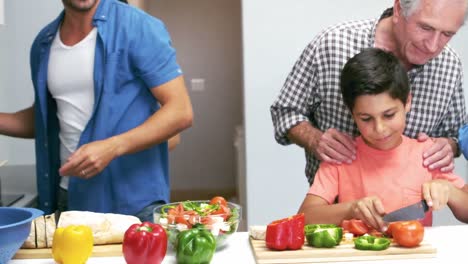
[312,128,356,165]
[418,132,454,173]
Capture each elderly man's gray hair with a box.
[399,0,468,23]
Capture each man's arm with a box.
[0,106,35,138]
[422,70,467,171]
[112,75,193,155]
[168,134,181,151]
[59,76,193,178]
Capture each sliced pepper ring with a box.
[354,235,391,251]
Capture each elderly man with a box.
[271,0,467,185]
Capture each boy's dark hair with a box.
[340,48,410,111]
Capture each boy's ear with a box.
[405,93,412,113]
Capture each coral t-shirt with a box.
[308,135,465,226]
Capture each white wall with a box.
[242,0,468,226]
[0,0,62,164]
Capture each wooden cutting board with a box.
[250,238,436,263]
[13,244,123,259]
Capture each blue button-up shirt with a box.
[30,0,182,215]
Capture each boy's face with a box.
[352,92,411,151]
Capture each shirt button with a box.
[44,142,48,148]
[44,202,49,206]
[44,173,49,178]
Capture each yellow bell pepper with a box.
[52,225,94,264]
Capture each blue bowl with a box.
[0,207,43,264]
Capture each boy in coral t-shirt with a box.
[298,48,468,232]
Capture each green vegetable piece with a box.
[176,224,217,264]
[304,224,339,234]
[305,225,343,248]
[354,235,391,251]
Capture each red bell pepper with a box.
[122,222,167,264]
[265,213,305,250]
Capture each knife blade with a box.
[383,200,429,222]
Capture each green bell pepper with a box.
[304,224,343,248]
[176,224,217,264]
[354,235,391,251]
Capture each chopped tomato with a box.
[212,204,231,220]
[341,219,369,236]
[341,220,350,232]
[390,221,424,248]
[163,196,234,227]
[210,196,228,207]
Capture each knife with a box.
[383,200,429,222]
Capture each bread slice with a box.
[35,216,46,248]
[45,213,56,248]
[21,221,37,249]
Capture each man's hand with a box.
[288,122,356,164]
[351,196,386,232]
[313,128,356,164]
[417,132,454,172]
[59,137,121,179]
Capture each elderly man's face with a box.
[393,0,467,66]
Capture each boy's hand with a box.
[422,179,452,210]
[418,132,454,172]
[351,196,386,232]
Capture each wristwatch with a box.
[451,136,461,157]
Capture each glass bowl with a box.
[153,200,241,249]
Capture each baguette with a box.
[21,211,141,248]
[57,211,141,245]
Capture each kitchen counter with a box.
[0,165,37,207]
[8,225,468,264]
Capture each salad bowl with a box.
[153,198,241,249]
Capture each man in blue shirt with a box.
[0,0,193,222]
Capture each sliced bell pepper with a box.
[304,224,343,248]
[354,235,391,251]
[52,225,93,264]
[176,223,216,264]
[122,222,168,264]
[265,213,305,251]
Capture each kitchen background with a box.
[0,0,467,229]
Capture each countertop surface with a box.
[0,165,37,207]
[8,225,468,264]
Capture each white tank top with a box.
[47,27,97,189]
